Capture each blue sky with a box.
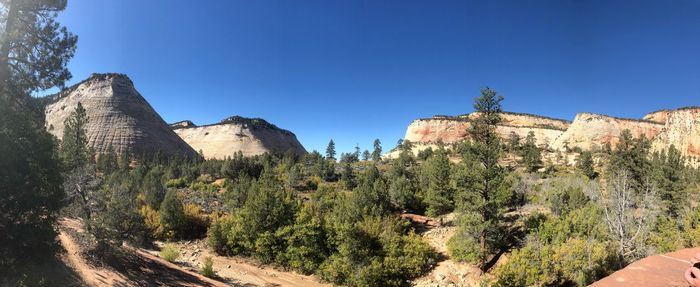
[56,0,700,154]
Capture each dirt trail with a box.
[59,218,228,287]
[158,241,331,287]
[59,219,128,286]
[410,214,484,287]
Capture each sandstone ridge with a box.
[399,107,700,164]
[44,73,197,158]
[172,116,306,159]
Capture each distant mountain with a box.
[44,73,197,158]
[171,116,306,159]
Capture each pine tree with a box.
[0,1,76,280]
[362,150,370,161]
[159,189,185,238]
[60,102,91,170]
[326,139,336,160]
[449,87,519,272]
[424,148,453,216]
[506,131,520,152]
[372,139,382,161]
[577,151,596,179]
[519,131,542,172]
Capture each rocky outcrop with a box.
[644,109,672,124]
[173,116,306,159]
[45,73,197,158]
[552,113,664,151]
[404,112,570,148]
[651,107,700,165]
[170,120,196,129]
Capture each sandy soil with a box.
[154,240,331,287]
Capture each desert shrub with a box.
[494,238,616,287]
[181,204,209,239]
[165,177,187,188]
[140,205,165,239]
[160,244,180,262]
[201,256,216,278]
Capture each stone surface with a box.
[44,73,197,158]
[552,113,664,151]
[590,247,700,287]
[651,107,700,166]
[404,112,569,148]
[173,116,306,159]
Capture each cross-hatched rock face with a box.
[172,116,306,159]
[44,73,197,159]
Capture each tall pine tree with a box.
[449,87,520,272]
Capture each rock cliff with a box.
[651,107,700,166]
[399,107,700,165]
[552,113,664,151]
[172,116,306,159]
[404,112,570,148]
[44,73,197,158]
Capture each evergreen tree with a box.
[340,161,356,190]
[423,148,453,216]
[506,131,520,152]
[449,87,519,271]
[362,150,370,161]
[577,151,596,179]
[97,145,118,174]
[159,189,185,238]
[326,139,336,160]
[372,139,382,161]
[60,102,92,168]
[0,1,76,281]
[519,131,542,172]
[653,145,687,216]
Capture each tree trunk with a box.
[0,0,19,92]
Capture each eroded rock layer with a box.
[45,73,197,158]
[404,112,570,148]
[552,113,664,151]
[173,116,306,159]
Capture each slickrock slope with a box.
[589,247,700,287]
[45,73,197,158]
[404,112,570,148]
[173,116,306,159]
[651,107,700,166]
[552,113,664,151]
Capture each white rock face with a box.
[173,117,306,159]
[403,112,569,148]
[551,113,664,151]
[45,73,197,158]
[651,107,700,166]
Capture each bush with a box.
[201,256,216,278]
[160,244,180,262]
[165,178,187,188]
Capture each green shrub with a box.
[165,177,187,188]
[201,256,216,278]
[160,244,180,262]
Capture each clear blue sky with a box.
[56,0,700,154]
